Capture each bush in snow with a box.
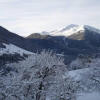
[69,55,93,70]
[0,50,79,100]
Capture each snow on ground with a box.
[56,53,64,57]
[68,68,89,80]
[68,68,100,100]
[77,92,100,100]
[0,43,33,56]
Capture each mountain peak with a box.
[49,24,84,37]
[47,25,100,37]
[59,24,79,32]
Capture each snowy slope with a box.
[50,24,84,36]
[68,57,100,79]
[68,56,100,100]
[77,92,100,100]
[51,25,100,37]
[0,43,33,56]
[41,24,100,37]
[68,68,100,100]
[68,68,88,80]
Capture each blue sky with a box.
[0,0,100,36]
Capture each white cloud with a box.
[0,0,100,36]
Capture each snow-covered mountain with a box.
[1,25,100,65]
[26,24,100,61]
[41,24,100,37]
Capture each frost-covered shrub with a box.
[0,50,78,100]
[69,55,94,70]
